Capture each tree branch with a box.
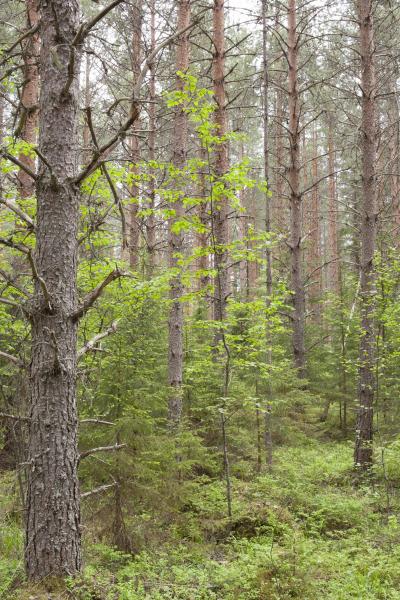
[80,418,115,426]
[73,268,126,321]
[84,106,128,249]
[0,351,24,367]
[2,23,39,57]
[27,250,53,313]
[78,320,119,358]
[81,482,117,499]
[0,412,30,421]
[75,11,206,184]
[79,443,126,462]
[74,0,125,46]
[0,149,37,181]
[0,197,35,229]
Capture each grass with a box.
[2,417,400,599]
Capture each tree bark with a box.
[127,0,143,270]
[82,53,92,164]
[212,0,229,325]
[287,0,305,376]
[262,0,272,302]
[308,124,321,320]
[327,114,340,294]
[195,144,210,294]
[354,0,377,470]
[146,0,157,274]
[167,0,190,426]
[17,0,39,199]
[25,0,82,579]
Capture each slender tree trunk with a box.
[246,191,258,299]
[82,53,91,164]
[354,0,378,470]
[262,0,273,468]
[262,0,272,302]
[146,0,157,274]
[0,83,4,197]
[17,0,39,198]
[327,115,340,294]
[195,144,210,294]
[212,0,229,325]
[220,409,232,518]
[25,0,82,579]
[167,0,190,426]
[309,124,321,320]
[287,0,305,376]
[128,0,143,270]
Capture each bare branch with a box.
[78,320,119,359]
[73,268,126,321]
[79,0,125,42]
[84,107,128,248]
[0,412,30,421]
[0,351,24,367]
[75,11,206,184]
[27,251,53,313]
[2,23,39,57]
[79,443,126,462]
[80,418,115,426]
[0,149,37,181]
[0,197,35,229]
[0,269,29,296]
[81,482,117,499]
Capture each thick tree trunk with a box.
[354,0,377,470]
[167,0,190,426]
[25,0,82,579]
[212,0,229,325]
[18,0,39,198]
[287,0,305,376]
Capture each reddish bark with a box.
[354,0,378,470]
[212,0,230,324]
[168,0,190,426]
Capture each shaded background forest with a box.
[1,0,400,598]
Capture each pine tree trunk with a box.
[18,0,39,198]
[309,124,321,320]
[262,0,273,468]
[146,0,157,274]
[262,0,272,302]
[354,0,377,470]
[327,115,340,294]
[287,0,305,376]
[195,144,210,294]
[82,54,92,164]
[167,0,190,426]
[25,0,82,579]
[212,0,229,325]
[128,0,143,270]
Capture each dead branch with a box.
[72,268,126,321]
[78,320,119,358]
[79,443,126,462]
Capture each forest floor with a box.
[1,407,400,599]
